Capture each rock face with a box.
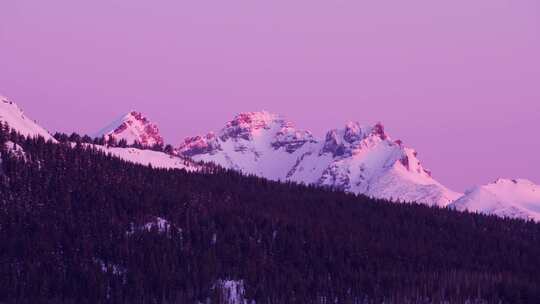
[0,95,56,142]
[450,179,540,221]
[177,111,461,206]
[96,111,164,147]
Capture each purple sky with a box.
[1,0,539,191]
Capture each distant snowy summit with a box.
[96,111,164,147]
[450,178,540,221]
[177,111,462,207]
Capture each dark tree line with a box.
[53,132,175,154]
[1,122,540,303]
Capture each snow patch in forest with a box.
[127,217,182,237]
[93,258,126,276]
[213,280,252,304]
[4,141,26,159]
[142,217,172,233]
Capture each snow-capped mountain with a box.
[178,111,318,181]
[450,179,540,221]
[96,111,164,147]
[177,111,461,206]
[1,95,195,171]
[0,95,56,142]
[5,95,538,219]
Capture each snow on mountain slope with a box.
[177,112,460,206]
[0,95,56,142]
[96,111,164,147]
[89,144,197,171]
[450,179,540,221]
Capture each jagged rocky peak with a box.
[219,111,286,141]
[96,111,164,147]
[271,121,316,153]
[343,121,363,143]
[322,121,389,157]
[179,111,316,155]
[177,132,221,157]
[175,113,459,206]
[221,111,316,153]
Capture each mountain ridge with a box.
[2,94,538,220]
[177,111,461,206]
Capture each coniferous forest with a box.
[1,123,540,304]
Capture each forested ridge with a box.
[1,123,539,304]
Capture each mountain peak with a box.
[227,111,285,130]
[451,178,540,221]
[0,95,55,142]
[322,121,391,158]
[1,95,20,110]
[341,121,387,144]
[96,111,164,147]
[125,110,146,120]
[177,132,221,157]
[220,111,287,141]
[371,122,387,140]
[233,110,279,119]
[178,111,314,156]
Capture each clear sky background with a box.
[1,0,539,191]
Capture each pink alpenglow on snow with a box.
[177,112,462,207]
[3,97,540,221]
[450,179,540,221]
[1,0,539,192]
[96,111,164,147]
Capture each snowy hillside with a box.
[177,112,461,206]
[95,145,197,171]
[0,95,195,171]
[96,111,164,147]
[450,179,540,221]
[0,95,56,142]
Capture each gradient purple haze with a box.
[1,0,539,191]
